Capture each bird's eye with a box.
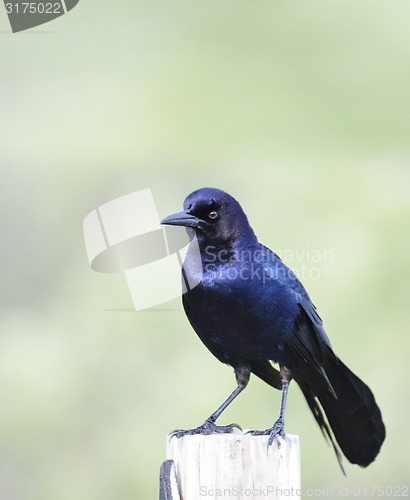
[208,210,219,220]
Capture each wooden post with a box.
[159,459,181,500]
[160,431,301,500]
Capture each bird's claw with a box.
[169,419,242,439]
[246,418,286,447]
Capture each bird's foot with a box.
[169,418,242,439]
[246,417,286,447]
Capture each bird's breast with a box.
[182,260,298,366]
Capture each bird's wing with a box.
[299,298,333,352]
[287,301,337,397]
[262,248,334,356]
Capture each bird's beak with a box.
[160,210,204,228]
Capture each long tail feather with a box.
[297,356,385,468]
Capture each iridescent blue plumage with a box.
[161,187,385,470]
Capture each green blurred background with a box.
[1,1,409,498]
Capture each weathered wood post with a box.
[160,431,301,500]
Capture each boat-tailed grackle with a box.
[161,187,385,471]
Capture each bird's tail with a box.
[297,356,385,469]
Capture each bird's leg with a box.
[170,365,250,439]
[246,365,293,447]
[268,366,292,444]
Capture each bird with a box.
[160,187,385,471]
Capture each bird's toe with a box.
[245,419,286,448]
[169,420,241,440]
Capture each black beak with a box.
[160,210,205,229]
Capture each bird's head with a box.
[161,187,256,251]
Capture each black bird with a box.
[161,187,385,470]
